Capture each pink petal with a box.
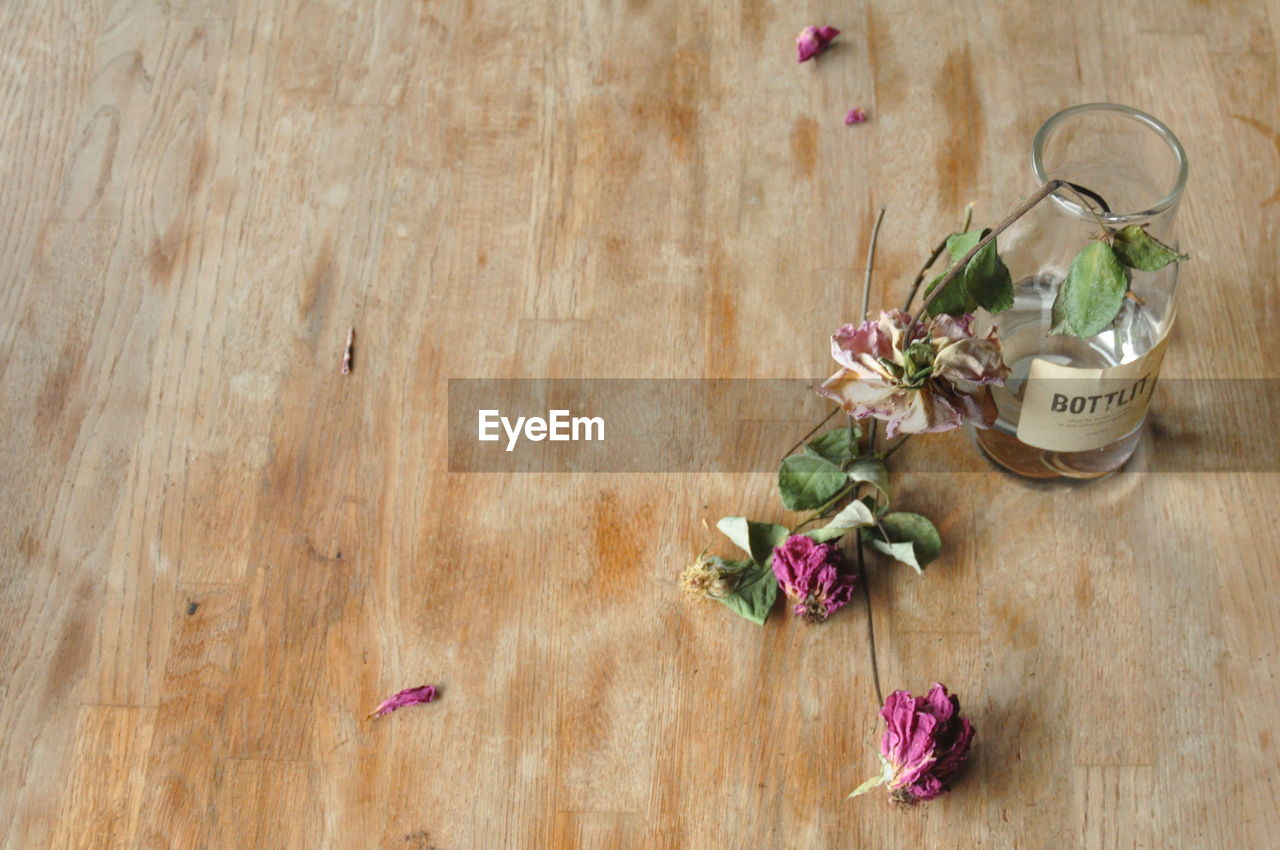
[844,107,867,125]
[933,337,1009,386]
[367,684,437,719]
[796,25,840,62]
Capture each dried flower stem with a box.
[780,206,885,462]
[856,534,884,708]
[879,435,911,461]
[905,179,1109,339]
[862,207,887,320]
[854,207,887,449]
[781,409,838,460]
[855,207,888,711]
[901,204,973,313]
[794,482,856,530]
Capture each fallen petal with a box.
[796,25,840,62]
[844,107,867,125]
[367,684,437,719]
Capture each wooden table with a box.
[2,1,1276,847]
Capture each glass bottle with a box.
[974,103,1189,479]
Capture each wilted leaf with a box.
[715,559,778,626]
[925,230,1014,317]
[1111,225,1188,272]
[804,425,859,466]
[778,455,847,511]
[1050,241,1130,338]
[846,457,890,506]
[826,498,876,531]
[716,517,790,565]
[801,526,850,543]
[801,498,876,543]
[863,512,942,575]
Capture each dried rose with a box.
[796,25,840,63]
[845,107,867,125]
[849,683,974,803]
[770,534,855,622]
[680,552,742,600]
[367,685,437,719]
[817,310,1009,438]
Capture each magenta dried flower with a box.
[845,107,867,125]
[367,684,437,719]
[770,534,856,622]
[849,683,975,803]
[817,309,1009,437]
[796,25,840,62]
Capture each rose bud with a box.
[849,682,975,803]
[770,534,856,622]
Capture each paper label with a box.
[1016,335,1169,452]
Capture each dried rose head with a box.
[817,310,1009,438]
[849,682,975,803]
[796,25,840,63]
[770,534,856,622]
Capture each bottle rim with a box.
[1031,103,1188,224]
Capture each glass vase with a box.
[975,103,1189,479]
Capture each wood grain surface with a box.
[2,1,1277,848]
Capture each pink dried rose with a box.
[796,25,840,62]
[817,310,1009,438]
[367,685,437,719]
[849,683,975,804]
[845,107,867,125]
[770,534,856,622]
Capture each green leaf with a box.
[924,229,1014,317]
[863,512,942,575]
[801,500,876,543]
[714,559,778,626]
[825,498,876,531]
[1050,241,1130,338]
[804,426,859,466]
[716,517,790,565]
[845,457,890,507]
[778,455,847,511]
[1111,225,1188,272]
[801,527,850,543]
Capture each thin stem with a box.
[879,435,911,461]
[856,536,884,708]
[861,207,887,321]
[911,179,1107,325]
[857,209,886,460]
[780,408,837,460]
[915,180,1063,320]
[788,207,886,463]
[793,482,855,531]
[901,204,972,313]
[901,236,947,314]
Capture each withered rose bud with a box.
[770,534,856,623]
[849,683,975,803]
